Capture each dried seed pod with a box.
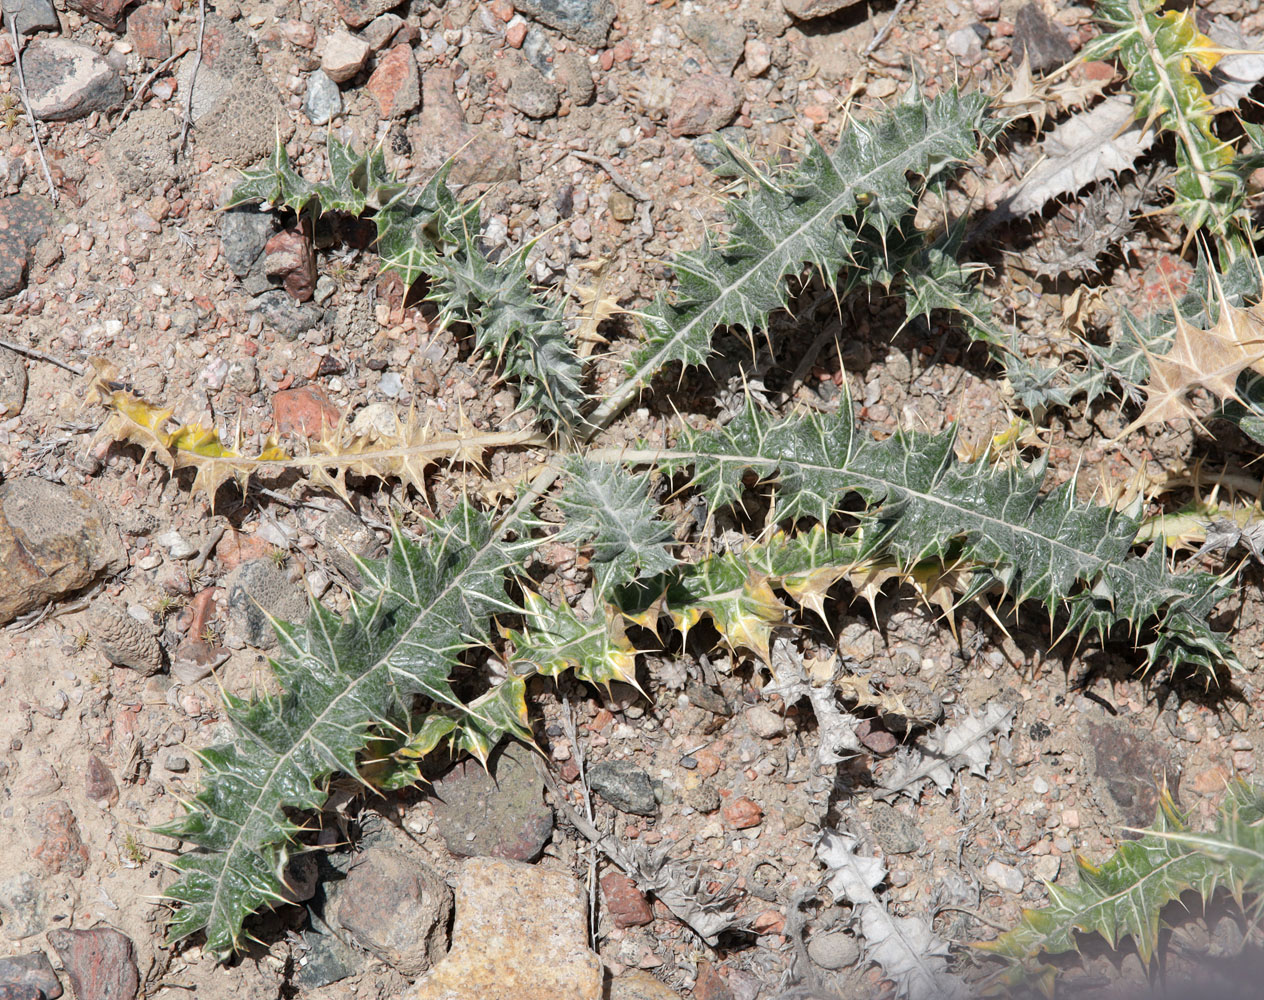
[89,603,163,675]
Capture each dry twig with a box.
[179,0,207,154]
[6,18,56,204]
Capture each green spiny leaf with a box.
[504,591,639,689]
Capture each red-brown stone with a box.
[272,386,340,440]
[65,0,133,29]
[599,872,652,928]
[366,44,420,118]
[127,5,171,61]
[28,801,89,876]
[264,229,316,302]
[47,928,138,1000]
[721,796,763,830]
[85,754,119,807]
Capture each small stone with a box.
[668,74,741,137]
[608,190,636,222]
[28,801,89,877]
[945,24,987,63]
[161,751,189,773]
[683,784,721,814]
[683,13,746,74]
[609,970,679,1000]
[507,62,559,118]
[1061,808,1080,829]
[253,290,325,339]
[89,603,163,675]
[744,38,771,76]
[333,844,451,977]
[264,229,316,302]
[1032,855,1060,883]
[223,557,308,650]
[807,930,860,970]
[273,385,340,439]
[972,0,1001,18]
[63,0,130,29]
[510,0,614,47]
[155,530,196,559]
[430,741,554,862]
[3,0,60,36]
[405,857,603,1000]
[600,872,653,928]
[220,206,277,278]
[694,962,733,1000]
[46,928,138,1000]
[321,30,369,83]
[985,860,1024,893]
[752,909,784,934]
[332,0,397,29]
[868,802,923,856]
[127,5,171,60]
[1012,1,1074,74]
[1032,776,1049,794]
[685,681,730,716]
[0,873,48,941]
[0,952,62,999]
[84,755,119,808]
[589,760,658,816]
[362,12,405,50]
[782,0,859,19]
[170,640,229,684]
[744,704,785,738]
[23,40,124,121]
[366,44,420,118]
[856,718,897,754]
[722,796,763,830]
[16,761,61,798]
[553,50,594,105]
[0,346,26,417]
[505,22,527,48]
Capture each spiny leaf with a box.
[658,393,1236,678]
[875,703,1014,800]
[589,87,996,428]
[978,783,1264,974]
[157,504,534,957]
[503,591,639,689]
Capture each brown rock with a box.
[693,749,721,778]
[781,0,861,18]
[668,74,741,137]
[88,604,163,675]
[1084,717,1174,829]
[0,194,58,299]
[406,857,603,1000]
[0,478,127,626]
[362,13,406,50]
[84,755,119,808]
[609,971,679,1000]
[332,0,398,30]
[693,962,733,1000]
[0,345,26,417]
[321,30,370,83]
[0,986,42,1000]
[0,951,62,999]
[28,801,89,877]
[23,40,125,122]
[46,928,138,1000]
[366,43,419,118]
[127,5,171,61]
[264,229,316,302]
[273,386,340,439]
[64,0,132,29]
[721,796,763,829]
[608,191,635,222]
[600,872,652,928]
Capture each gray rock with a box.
[0,872,48,941]
[361,12,404,50]
[553,50,594,105]
[0,345,26,417]
[220,206,277,278]
[683,14,746,74]
[46,928,138,1000]
[985,859,1024,893]
[223,557,308,649]
[304,70,342,125]
[807,930,860,970]
[431,741,554,862]
[225,356,259,395]
[332,844,451,977]
[668,74,742,138]
[946,24,986,63]
[782,0,860,18]
[507,63,559,119]
[296,910,363,989]
[512,0,614,47]
[24,40,124,121]
[253,289,325,340]
[1013,1,1073,74]
[685,681,731,716]
[589,760,657,816]
[0,951,62,998]
[2,0,60,36]
[744,704,785,738]
[104,108,178,195]
[868,802,923,855]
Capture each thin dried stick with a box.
[115,50,185,129]
[865,0,915,56]
[560,696,598,948]
[178,0,207,154]
[0,337,85,375]
[571,151,651,203]
[7,19,56,205]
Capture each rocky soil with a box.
[1,0,1264,999]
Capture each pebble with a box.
[222,557,308,649]
[155,530,196,559]
[744,705,785,738]
[367,43,420,118]
[362,13,405,50]
[28,801,89,876]
[23,40,125,121]
[331,0,398,29]
[321,30,370,83]
[333,842,452,977]
[1032,776,1049,794]
[161,751,189,773]
[253,289,325,339]
[430,742,554,862]
[46,928,138,1000]
[0,952,61,999]
[273,385,340,439]
[589,760,658,816]
[985,860,1024,893]
[1032,855,1060,883]
[0,873,48,941]
[722,796,763,830]
[5,0,60,36]
[127,4,171,60]
[807,930,860,970]
[972,0,1001,18]
[84,755,119,808]
[1012,1,1074,73]
[406,857,603,1000]
[682,13,746,74]
[946,25,987,64]
[264,229,317,302]
[64,0,130,29]
[782,0,859,18]
[668,74,742,137]
[507,62,559,118]
[220,206,278,278]
[510,0,615,47]
[600,872,653,928]
[170,640,229,684]
[744,38,771,77]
